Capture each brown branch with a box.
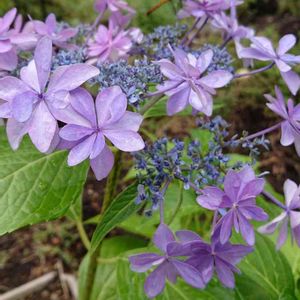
[146,0,171,15]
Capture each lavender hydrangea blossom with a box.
[259,179,300,249]
[94,0,136,16]
[129,224,204,298]
[0,8,18,71]
[197,166,268,245]
[59,86,144,180]
[0,37,99,152]
[240,35,300,95]
[265,86,300,156]
[154,48,233,116]
[87,18,133,63]
[179,230,253,288]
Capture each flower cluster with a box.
[91,58,163,106]
[0,0,299,297]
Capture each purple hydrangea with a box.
[265,86,300,156]
[94,0,136,15]
[0,37,99,152]
[87,18,133,63]
[240,35,300,95]
[197,166,268,245]
[59,86,145,180]
[129,224,204,298]
[259,179,300,249]
[32,13,78,49]
[154,48,233,116]
[178,0,242,20]
[180,230,253,288]
[0,8,18,71]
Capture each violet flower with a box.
[94,0,136,16]
[0,8,18,71]
[197,166,268,245]
[154,48,233,116]
[59,86,144,180]
[180,230,253,288]
[0,37,99,153]
[240,35,300,95]
[259,179,300,249]
[129,224,204,298]
[33,13,78,49]
[178,0,242,20]
[265,86,300,156]
[87,18,132,63]
[211,12,254,56]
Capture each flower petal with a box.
[281,70,300,96]
[144,263,166,298]
[59,124,94,141]
[0,76,31,102]
[12,91,37,122]
[6,117,29,150]
[153,223,175,253]
[90,145,114,180]
[277,34,296,56]
[28,101,57,153]
[67,134,96,166]
[104,111,143,132]
[199,70,233,88]
[129,253,165,273]
[197,187,225,210]
[103,129,144,152]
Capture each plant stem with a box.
[181,17,202,45]
[76,220,91,251]
[140,95,163,115]
[220,36,233,49]
[102,150,122,213]
[262,190,286,210]
[160,179,171,224]
[242,122,281,141]
[234,62,275,79]
[185,17,209,46]
[81,150,122,300]
[146,0,171,15]
[168,180,183,225]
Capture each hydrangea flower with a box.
[265,86,300,156]
[197,166,268,245]
[154,48,233,116]
[182,229,253,288]
[178,0,242,19]
[0,37,99,152]
[94,0,136,15]
[129,224,204,298]
[259,179,300,249]
[240,35,300,95]
[87,19,133,63]
[33,13,78,49]
[59,86,144,180]
[0,8,18,71]
[211,12,254,54]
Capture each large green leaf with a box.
[0,129,88,235]
[235,234,296,299]
[90,183,139,251]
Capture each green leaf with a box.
[0,129,88,235]
[235,234,296,299]
[79,235,147,300]
[90,183,139,251]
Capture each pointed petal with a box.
[103,129,144,152]
[284,179,298,207]
[6,117,29,150]
[238,212,255,246]
[20,60,40,93]
[215,257,235,288]
[153,223,175,253]
[219,211,234,244]
[90,132,105,159]
[281,70,300,96]
[12,91,37,122]
[144,264,166,298]
[48,64,99,92]
[28,101,57,153]
[199,71,233,88]
[277,34,296,56]
[0,76,31,102]
[59,124,94,141]
[277,217,288,249]
[172,260,205,288]
[197,187,225,210]
[258,212,287,234]
[34,37,52,92]
[176,230,202,242]
[129,253,164,273]
[104,111,143,132]
[90,145,114,180]
[167,86,190,115]
[197,49,213,73]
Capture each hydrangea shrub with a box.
[0,0,299,299]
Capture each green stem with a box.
[140,95,163,115]
[81,150,122,300]
[102,150,122,213]
[76,220,91,251]
[168,181,183,225]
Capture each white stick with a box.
[0,272,57,300]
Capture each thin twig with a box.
[147,0,171,15]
